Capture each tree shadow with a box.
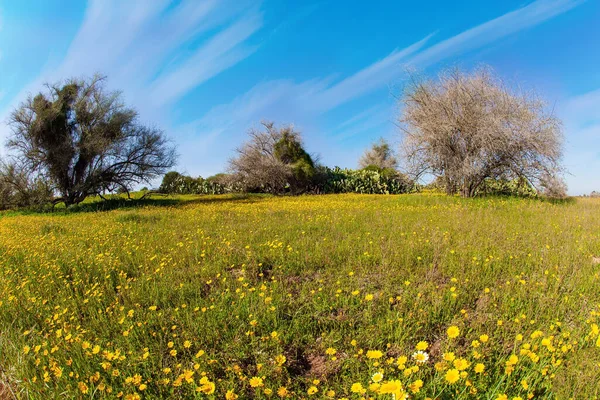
[67,193,267,213]
[1,193,268,216]
[472,193,576,205]
[537,196,576,205]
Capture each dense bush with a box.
[0,163,54,210]
[159,167,413,196]
[422,176,538,198]
[313,166,413,194]
[274,130,316,188]
[478,177,538,197]
[158,171,241,195]
[228,122,316,194]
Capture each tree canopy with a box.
[5,75,176,206]
[400,67,565,197]
[228,121,315,193]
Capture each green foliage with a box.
[160,166,413,196]
[421,177,538,198]
[289,158,315,190]
[273,129,315,192]
[206,173,228,183]
[159,171,184,193]
[273,131,314,168]
[478,178,538,197]
[314,166,413,194]
[361,165,401,180]
[158,171,240,195]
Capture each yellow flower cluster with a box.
[0,193,599,398]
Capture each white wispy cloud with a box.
[148,10,263,106]
[331,104,394,142]
[562,87,600,126]
[333,104,388,132]
[179,0,583,174]
[409,0,585,67]
[57,1,171,80]
[308,34,433,111]
[0,0,263,136]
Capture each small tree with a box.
[0,161,53,209]
[159,171,184,194]
[229,121,315,193]
[400,67,565,197]
[358,138,398,170]
[6,75,176,206]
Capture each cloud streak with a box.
[0,0,263,129]
[308,34,434,111]
[409,0,585,67]
[178,0,583,174]
[148,10,263,106]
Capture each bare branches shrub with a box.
[400,67,565,197]
[228,121,315,193]
[358,138,398,170]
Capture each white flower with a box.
[371,372,383,382]
[412,350,429,363]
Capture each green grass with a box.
[0,194,599,399]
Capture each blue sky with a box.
[0,0,599,194]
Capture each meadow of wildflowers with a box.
[0,194,599,399]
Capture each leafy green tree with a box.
[6,75,176,206]
[159,171,184,194]
[274,128,315,190]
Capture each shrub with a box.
[313,166,413,194]
[158,171,241,195]
[229,122,315,194]
[401,66,564,197]
[0,163,54,210]
[358,138,398,170]
[477,178,538,197]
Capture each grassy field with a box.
[1,194,599,399]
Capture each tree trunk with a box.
[460,179,478,198]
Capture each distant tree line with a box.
[0,66,569,210]
[159,121,413,196]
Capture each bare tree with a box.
[539,172,568,199]
[358,138,398,170]
[400,67,565,197]
[5,75,176,206]
[0,161,54,209]
[228,121,314,193]
[228,122,290,193]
